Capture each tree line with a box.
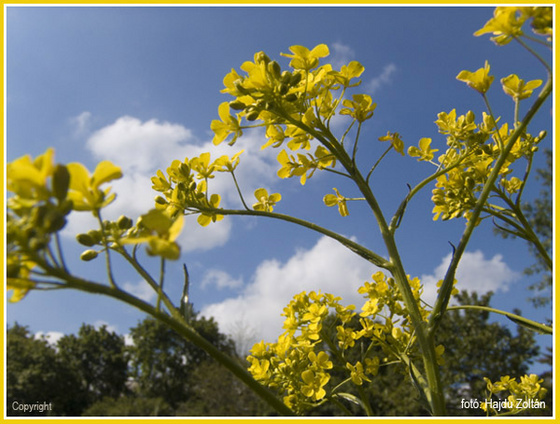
[7,291,552,416]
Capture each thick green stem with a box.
[216,208,390,269]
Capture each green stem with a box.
[282,113,446,415]
[447,305,552,334]
[216,208,390,269]
[231,170,250,210]
[118,247,182,321]
[96,211,117,288]
[157,257,165,312]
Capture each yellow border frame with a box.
[1,2,556,423]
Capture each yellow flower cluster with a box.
[151,151,245,226]
[475,7,552,45]
[210,44,385,187]
[247,272,439,414]
[6,149,124,300]
[482,374,547,415]
[425,105,545,222]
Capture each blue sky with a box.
[5,5,553,370]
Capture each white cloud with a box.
[201,236,379,343]
[420,250,520,306]
[330,42,355,70]
[93,320,119,334]
[366,63,397,94]
[63,115,279,253]
[71,111,92,137]
[123,280,157,303]
[35,331,65,346]
[202,269,243,290]
[202,243,520,343]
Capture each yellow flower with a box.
[340,94,377,123]
[474,7,526,45]
[214,150,244,173]
[281,44,329,71]
[379,131,405,155]
[7,148,55,201]
[408,138,439,162]
[211,102,243,146]
[323,188,349,217]
[252,188,282,212]
[300,369,329,401]
[66,161,122,213]
[197,194,224,227]
[346,361,371,386]
[456,61,494,94]
[501,74,542,101]
[123,209,184,260]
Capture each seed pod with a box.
[80,249,99,261]
[76,233,96,247]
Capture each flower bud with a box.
[279,83,289,96]
[117,215,133,230]
[229,100,246,111]
[76,233,96,247]
[80,249,99,261]
[154,196,167,205]
[280,70,292,84]
[52,164,70,203]
[290,72,302,86]
[246,110,260,121]
[255,51,270,65]
[285,93,298,102]
[268,61,281,79]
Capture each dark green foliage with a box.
[127,314,235,408]
[82,396,174,416]
[7,323,83,416]
[57,324,128,410]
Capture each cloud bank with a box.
[201,240,519,345]
[64,113,279,252]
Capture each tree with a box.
[56,324,128,412]
[5,7,552,416]
[82,396,174,416]
[7,324,82,416]
[127,314,235,409]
